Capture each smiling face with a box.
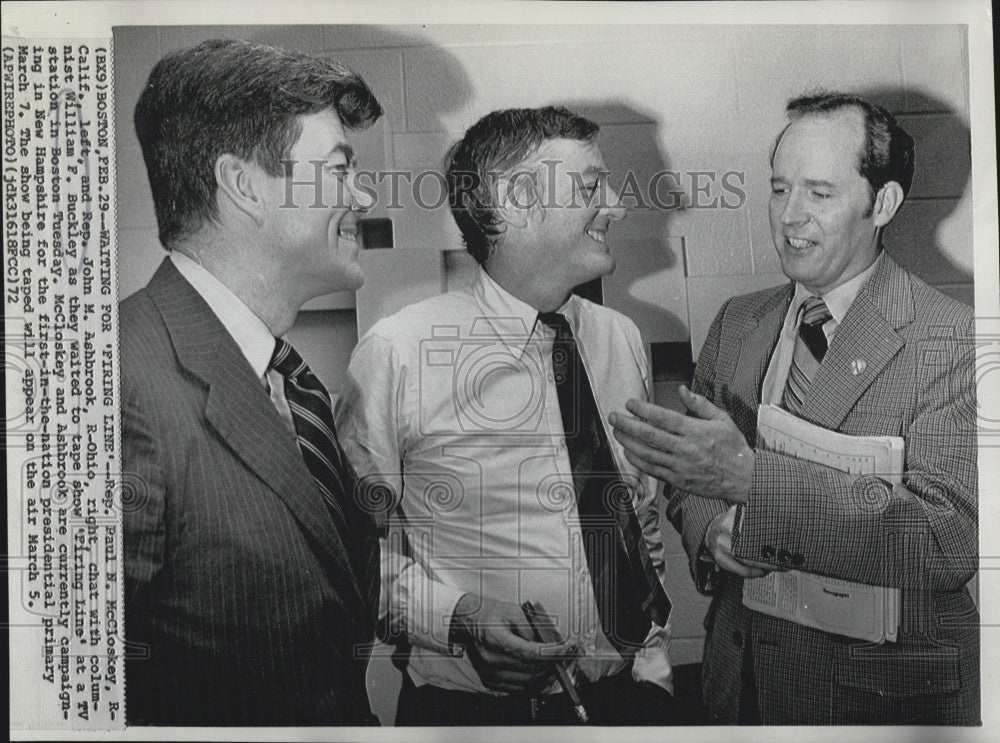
[769,108,882,296]
[262,107,365,300]
[496,137,626,307]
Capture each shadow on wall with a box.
[323,25,475,249]
[315,26,475,728]
[864,87,973,296]
[561,100,687,341]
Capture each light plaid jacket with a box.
[668,252,979,724]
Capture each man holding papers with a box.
[610,92,978,724]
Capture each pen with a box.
[521,600,589,723]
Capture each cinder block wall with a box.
[114,24,971,723]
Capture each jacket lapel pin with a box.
[850,358,867,376]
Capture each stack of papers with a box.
[741,404,903,644]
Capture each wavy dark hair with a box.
[446,106,599,266]
[135,38,382,248]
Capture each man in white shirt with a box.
[610,92,978,724]
[121,39,384,725]
[336,106,675,725]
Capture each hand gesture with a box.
[610,385,755,503]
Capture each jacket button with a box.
[733,631,744,647]
[761,545,775,560]
[776,549,791,566]
[790,553,804,567]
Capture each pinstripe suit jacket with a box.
[667,252,979,724]
[122,259,379,725]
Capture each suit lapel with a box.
[733,284,793,442]
[202,346,354,555]
[145,259,364,603]
[798,253,914,429]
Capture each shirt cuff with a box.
[695,542,722,594]
[730,501,748,558]
[631,622,673,694]
[403,580,468,656]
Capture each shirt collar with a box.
[170,251,275,381]
[472,267,582,356]
[791,251,883,325]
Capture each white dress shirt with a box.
[761,253,883,405]
[336,267,673,694]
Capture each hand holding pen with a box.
[521,600,589,723]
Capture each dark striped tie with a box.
[538,312,671,652]
[781,296,832,415]
[270,339,354,520]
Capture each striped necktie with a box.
[782,296,833,416]
[270,339,354,522]
[538,312,671,652]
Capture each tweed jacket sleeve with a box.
[668,257,978,596]
[732,308,977,591]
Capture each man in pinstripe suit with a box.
[121,40,383,724]
[611,93,978,724]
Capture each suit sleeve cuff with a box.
[732,449,788,563]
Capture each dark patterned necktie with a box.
[270,338,355,527]
[782,296,832,416]
[538,312,671,653]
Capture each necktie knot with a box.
[270,337,333,410]
[539,312,574,387]
[783,296,831,415]
[538,311,572,339]
[799,296,832,328]
[270,337,308,380]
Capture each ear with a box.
[214,153,266,225]
[871,181,904,228]
[496,170,542,230]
